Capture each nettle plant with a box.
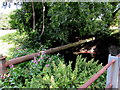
[1,54,106,88]
[0,51,63,88]
[27,55,106,88]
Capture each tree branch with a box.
[39,0,45,40]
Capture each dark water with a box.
[56,36,119,67]
[59,41,110,68]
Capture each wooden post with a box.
[106,54,120,88]
[0,54,7,75]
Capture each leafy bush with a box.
[1,55,106,88]
[9,3,49,47]
[9,2,117,47]
[26,55,106,88]
[1,52,64,88]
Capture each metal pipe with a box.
[5,53,38,67]
[3,38,95,67]
[73,51,96,54]
[79,59,116,88]
[0,56,7,75]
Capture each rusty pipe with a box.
[4,49,55,67]
[0,56,7,75]
[5,53,38,67]
[79,59,115,88]
[4,38,94,67]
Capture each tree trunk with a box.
[39,0,45,40]
[31,1,35,30]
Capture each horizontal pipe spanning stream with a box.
[4,37,95,67]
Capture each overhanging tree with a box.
[9,2,119,47]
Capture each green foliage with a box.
[1,53,64,88]
[9,2,49,47]
[0,30,46,49]
[0,13,11,29]
[46,2,115,43]
[8,47,36,59]
[1,55,106,88]
[27,55,106,88]
[9,2,117,47]
[0,32,26,45]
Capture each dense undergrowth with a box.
[1,54,106,88]
[1,2,119,88]
[0,32,106,88]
